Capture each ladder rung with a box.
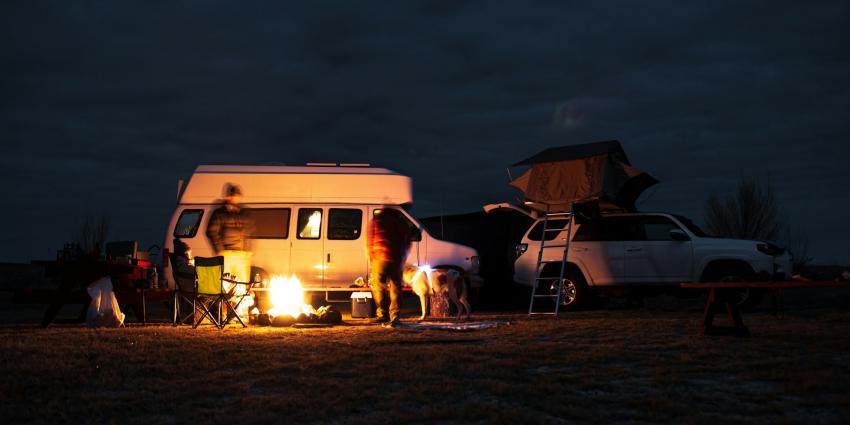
[535,276,560,280]
[540,259,565,263]
[529,312,559,316]
[533,294,558,298]
[543,228,565,232]
[541,244,567,248]
[545,212,572,217]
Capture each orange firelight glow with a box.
[266,274,313,318]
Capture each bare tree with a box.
[784,226,813,273]
[78,214,110,255]
[704,177,780,240]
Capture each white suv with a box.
[514,212,793,309]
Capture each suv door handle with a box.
[626,247,643,252]
[327,253,331,263]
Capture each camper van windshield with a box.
[373,209,422,241]
[174,210,203,238]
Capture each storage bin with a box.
[350,291,374,318]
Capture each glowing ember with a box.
[266,274,313,317]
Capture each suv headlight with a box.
[515,243,528,259]
[757,242,785,256]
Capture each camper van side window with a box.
[328,209,362,240]
[245,208,290,239]
[372,209,422,241]
[297,208,322,239]
[173,209,204,238]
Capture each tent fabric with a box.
[509,141,658,212]
[512,140,628,166]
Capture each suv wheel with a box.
[547,272,589,311]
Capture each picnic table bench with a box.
[680,280,850,336]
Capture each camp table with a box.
[680,280,850,336]
[13,259,171,327]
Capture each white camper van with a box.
[163,164,479,294]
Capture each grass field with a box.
[2,290,850,425]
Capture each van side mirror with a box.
[669,229,690,241]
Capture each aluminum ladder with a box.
[528,208,574,317]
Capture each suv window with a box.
[572,216,642,241]
[640,216,685,241]
[297,208,322,239]
[527,219,569,241]
[244,208,290,239]
[328,209,362,240]
[672,214,706,237]
[173,209,203,238]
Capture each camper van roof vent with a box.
[306,162,337,167]
[339,163,371,167]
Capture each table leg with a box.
[700,288,717,335]
[701,288,750,337]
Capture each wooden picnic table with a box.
[12,259,172,327]
[680,280,850,336]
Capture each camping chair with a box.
[168,253,196,326]
[192,256,253,329]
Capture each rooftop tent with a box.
[509,140,658,212]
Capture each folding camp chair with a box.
[168,253,196,326]
[192,256,253,329]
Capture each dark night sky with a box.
[2,1,848,264]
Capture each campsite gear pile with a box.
[266,305,343,327]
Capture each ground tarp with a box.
[510,140,658,212]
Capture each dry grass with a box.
[2,291,850,424]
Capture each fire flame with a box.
[267,274,312,318]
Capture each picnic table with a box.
[680,280,850,336]
[12,259,173,327]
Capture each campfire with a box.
[267,275,313,318]
[250,274,342,326]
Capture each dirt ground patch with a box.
[2,292,850,424]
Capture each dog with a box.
[402,266,471,321]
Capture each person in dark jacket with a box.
[367,207,412,325]
[206,184,252,253]
[172,238,195,290]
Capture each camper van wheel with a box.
[548,272,588,311]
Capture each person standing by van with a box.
[206,183,251,253]
[207,183,253,289]
[367,208,411,326]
